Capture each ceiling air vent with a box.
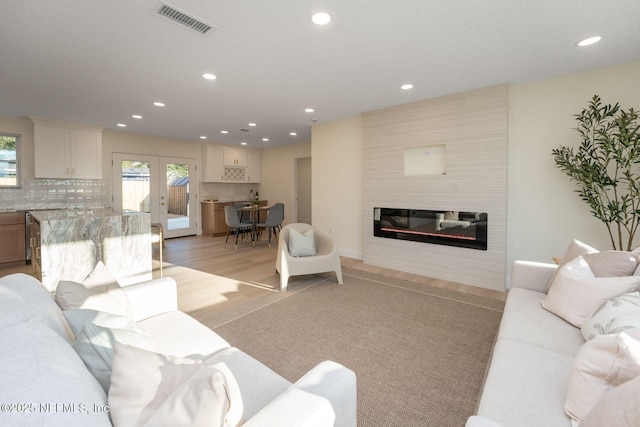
[157,3,214,35]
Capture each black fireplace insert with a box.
[373,207,487,250]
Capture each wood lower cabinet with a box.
[201,201,267,236]
[0,212,26,267]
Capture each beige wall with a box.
[312,116,363,259]
[259,142,311,226]
[311,60,640,289]
[507,60,640,280]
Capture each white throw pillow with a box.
[582,292,640,341]
[63,309,154,392]
[565,329,640,426]
[541,256,640,327]
[55,262,133,318]
[109,343,244,427]
[56,281,133,318]
[580,373,640,427]
[548,239,599,290]
[288,228,317,257]
[582,251,640,277]
[0,319,111,427]
[0,273,74,342]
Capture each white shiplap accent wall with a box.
[362,85,508,291]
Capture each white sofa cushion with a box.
[565,329,640,426]
[542,256,640,327]
[0,319,110,427]
[582,292,640,340]
[499,288,584,357]
[109,343,243,427]
[138,310,230,359]
[0,273,73,342]
[580,373,640,427]
[63,309,155,392]
[476,339,574,427]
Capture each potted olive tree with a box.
[552,95,640,250]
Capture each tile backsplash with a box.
[0,178,110,211]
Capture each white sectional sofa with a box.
[468,252,640,427]
[0,272,357,427]
[467,260,579,427]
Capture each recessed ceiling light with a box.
[248,123,257,127]
[290,132,297,136]
[241,142,247,146]
[400,83,414,90]
[312,12,331,25]
[220,130,229,134]
[117,123,126,128]
[262,138,269,142]
[577,36,602,47]
[202,73,217,80]
[305,108,315,113]
[153,102,165,107]
[132,114,142,119]
[200,136,207,140]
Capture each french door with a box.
[112,153,198,238]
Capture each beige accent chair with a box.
[276,223,343,291]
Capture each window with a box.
[0,133,20,187]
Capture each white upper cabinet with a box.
[223,147,248,167]
[203,145,225,182]
[203,144,260,183]
[32,118,103,179]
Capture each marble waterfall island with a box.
[30,209,151,292]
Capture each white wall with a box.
[312,116,363,259]
[259,142,311,226]
[507,60,640,280]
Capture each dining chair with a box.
[257,203,284,247]
[224,205,253,249]
[233,202,250,222]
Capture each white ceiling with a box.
[1,0,639,148]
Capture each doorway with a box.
[112,153,198,238]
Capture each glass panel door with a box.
[162,158,197,238]
[112,153,197,238]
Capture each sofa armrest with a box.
[466,416,505,427]
[510,260,557,293]
[244,361,357,427]
[120,277,178,322]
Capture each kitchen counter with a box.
[30,209,151,291]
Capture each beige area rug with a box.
[202,267,504,427]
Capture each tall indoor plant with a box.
[552,95,640,250]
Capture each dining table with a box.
[237,204,270,245]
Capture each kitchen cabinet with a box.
[223,147,247,167]
[203,145,224,182]
[32,118,103,179]
[0,212,26,267]
[203,144,261,183]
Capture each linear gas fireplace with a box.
[373,207,488,250]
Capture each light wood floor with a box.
[0,233,506,314]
